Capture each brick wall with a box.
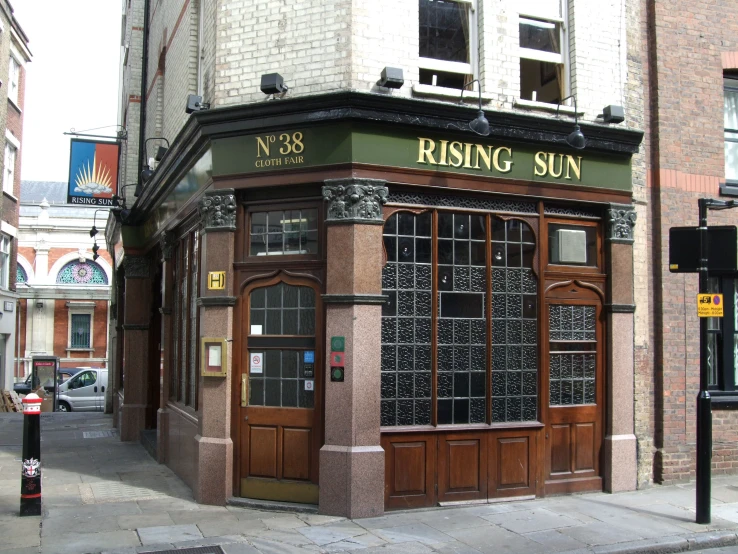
[642,0,738,484]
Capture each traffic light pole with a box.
[696,198,711,524]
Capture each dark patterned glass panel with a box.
[381,212,432,426]
[549,303,597,406]
[490,219,538,422]
[437,212,487,424]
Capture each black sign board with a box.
[669,226,737,274]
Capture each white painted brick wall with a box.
[122,0,640,161]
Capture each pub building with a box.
[107,92,642,517]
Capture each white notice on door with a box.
[208,345,221,367]
[304,380,314,391]
[250,352,263,374]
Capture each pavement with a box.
[1,413,738,554]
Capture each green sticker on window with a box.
[330,336,345,352]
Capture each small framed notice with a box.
[200,337,227,377]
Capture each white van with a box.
[57,368,108,412]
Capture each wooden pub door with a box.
[238,276,322,503]
[544,284,604,494]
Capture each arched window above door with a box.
[56,261,108,285]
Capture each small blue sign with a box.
[304,351,315,363]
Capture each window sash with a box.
[8,56,18,104]
[70,314,92,348]
[4,144,15,194]
[418,0,477,82]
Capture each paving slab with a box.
[136,523,203,545]
[372,523,454,545]
[40,529,140,554]
[445,525,547,554]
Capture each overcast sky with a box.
[11,0,121,182]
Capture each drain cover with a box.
[83,429,116,439]
[142,546,225,554]
[89,482,167,502]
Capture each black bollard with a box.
[20,393,42,516]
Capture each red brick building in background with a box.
[0,2,30,391]
[636,1,738,486]
[15,181,112,382]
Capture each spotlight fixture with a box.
[141,167,155,183]
[377,67,404,89]
[185,94,210,114]
[89,225,98,238]
[603,104,625,124]
[154,146,168,162]
[556,95,586,150]
[260,73,289,95]
[92,242,100,261]
[459,79,490,136]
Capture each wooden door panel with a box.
[249,426,278,478]
[549,424,571,475]
[282,427,311,481]
[574,423,595,473]
[382,433,436,509]
[488,429,538,499]
[438,434,486,503]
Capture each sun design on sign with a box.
[73,154,113,195]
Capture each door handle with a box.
[94,386,98,392]
[241,374,248,407]
[101,386,105,392]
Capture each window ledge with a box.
[2,190,18,202]
[8,97,21,113]
[412,83,496,103]
[66,347,93,352]
[515,98,582,116]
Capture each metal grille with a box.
[388,192,537,215]
[544,204,601,219]
[381,212,433,426]
[437,212,487,424]
[70,314,91,348]
[549,305,596,406]
[491,220,538,423]
[57,261,108,284]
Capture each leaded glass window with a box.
[491,219,538,422]
[250,209,318,256]
[381,212,433,426]
[56,261,108,285]
[249,284,315,336]
[380,211,540,427]
[248,283,316,409]
[437,213,486,424]
[548,305,596,406]
[16,265,27,284]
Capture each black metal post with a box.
[696,197,712,524]
[20,393,42,516]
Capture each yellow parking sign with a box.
[697,294,723,318]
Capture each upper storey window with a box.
[519,0,568,104]
[725,77,738,183]
[419,0,476,90]
[8,55,19,105]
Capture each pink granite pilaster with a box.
[194,189,236,505]
[319,178,387,518]
[604,206,638,492]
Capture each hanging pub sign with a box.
[67,139,119,206]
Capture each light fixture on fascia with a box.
[260,73,289,95]
[459,79,490,136]
[556,95,586,150]
[186,94,210,113]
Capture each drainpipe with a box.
[138,0,150,185]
